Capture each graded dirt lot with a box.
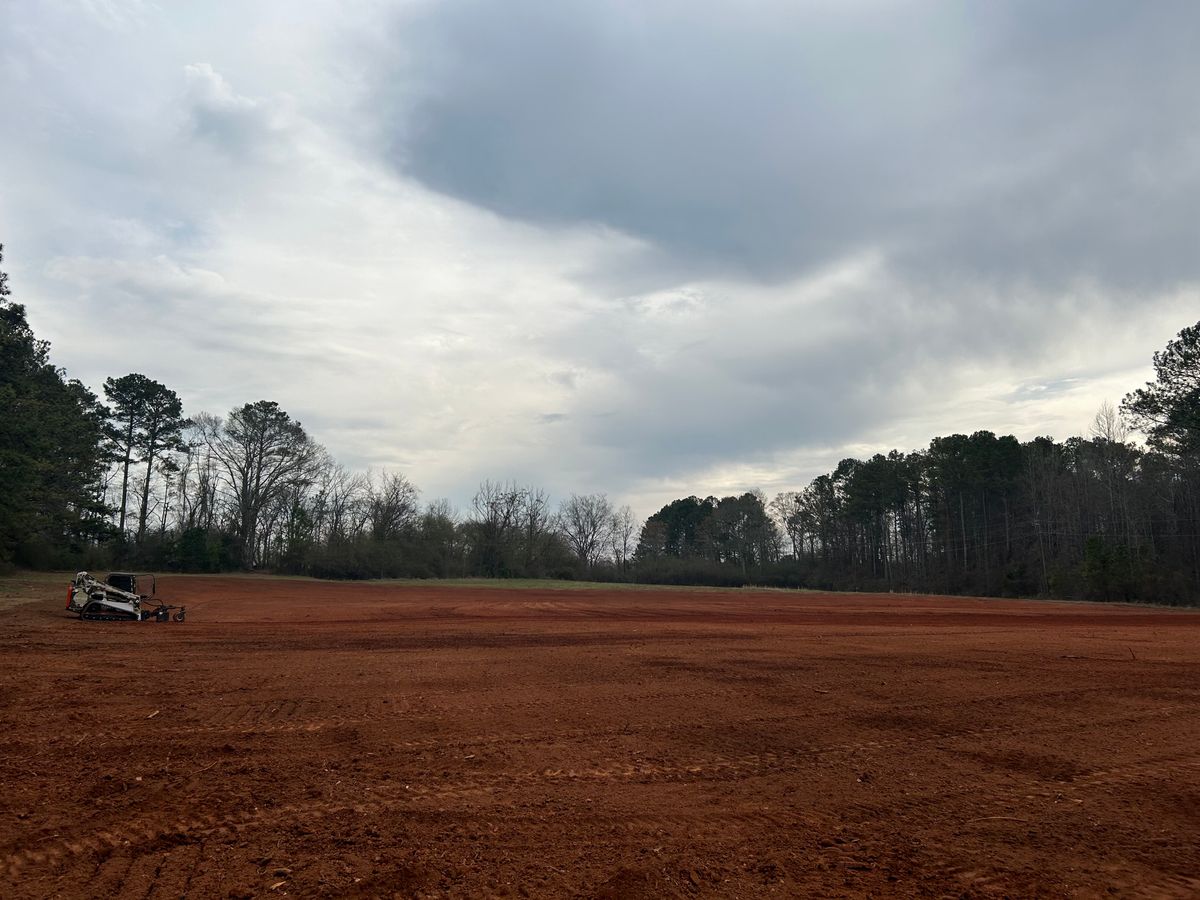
[3,575,1200,898]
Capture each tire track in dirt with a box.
[7,800,835,893]
[915,827,1200,900]
[17,729,1195,882]
[205,697,321,727]
[44,687,723,744]
[838,746,1200,897]
[0,748,902,880]
[1133,872,1200,898]
[48,681,1169,752]
[0,777,714,881]
[285,682,1157,736]
[90,852,134,897]
[23,691,1185,811]
[6,694,1186,878]
[191,682,1129,733]
[121,853,161,900]
[141,841,201,899]
[1031,751,1200,796]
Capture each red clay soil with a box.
[4,576,1200,898]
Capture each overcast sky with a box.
[3,1,1197,518]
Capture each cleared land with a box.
[3,575,1200,898]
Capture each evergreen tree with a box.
[103,373,151,537]
[0,245,110,566]
[1122,320,1200,458]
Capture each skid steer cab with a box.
[66,572,186,622]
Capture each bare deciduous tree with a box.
[200,400,322,567]
[559,493,614,567]
[519,487,554,576]
[609,504,637,573]
[175,417,221,533]
[421,498,462,577]
[470,480,525,576]
[769,491,806,559]
[1091,400,1130,444]
[366,470,420,541]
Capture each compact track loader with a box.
[66,572,185,622]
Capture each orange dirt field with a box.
[3,575,1200,898]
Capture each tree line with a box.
[0,246,637,578]
[1,245,1197,601]
[636,328,1200,604]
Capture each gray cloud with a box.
[382,0,1200,291]
[183,63,280,159]
[530,273,1078,487]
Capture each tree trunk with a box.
[136,433,158,545]
[118,419,134,535]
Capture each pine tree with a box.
[0,245,111,566]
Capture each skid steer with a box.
[66,572,186,622]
